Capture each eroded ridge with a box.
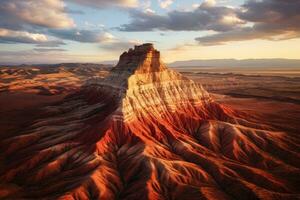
[0,44,299,200]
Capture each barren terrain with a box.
[173,66,300,134]
[0,45,299,199]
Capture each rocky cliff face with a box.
[105,43,213,123]
[0,44,299,200]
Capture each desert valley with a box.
[1,0,300,199]
[0,44,299,199]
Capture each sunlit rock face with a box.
[105,43,212,123]
[1,44,299,200]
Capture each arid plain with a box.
[1,64,299,136]
[0,50,299,199]
[174,66,300,134]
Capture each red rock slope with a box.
[0,44,299,200]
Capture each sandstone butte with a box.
[0,44,299,199]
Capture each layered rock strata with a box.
[0,44,299,200]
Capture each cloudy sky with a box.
[0,0,299,64]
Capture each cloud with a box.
[192,4,200,9]
[158,0,174,9]
[145,8,156,14]
[195,27,265,45]
[33,48,67,52]
[238,0,300,26]
[202,0,216,8]
[0,28,66,47]
[0,0,116,46]
[196,0,300,45]
[196,26,300,45]
[0,0,75,30]
[118,1,244,32]
[0,29,48,44]
[0,0,141,60]
[0,0,117,46]
[140,0,152,9]
[35,40,66,47]
[68,0,138,8]
[49,29,115,43]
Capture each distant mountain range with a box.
[169,59,300,67]
[2,59,300,68]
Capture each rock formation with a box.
[0,44,299,200]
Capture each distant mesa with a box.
[0,44,299,200]
[169,58,300,67]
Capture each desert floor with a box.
[1,65,299,136]
[173,66,300,134]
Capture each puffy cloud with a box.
[238,0,300,26]
[0,0,75,29]
[0,29,48,43]
[196,26,300,46]
[196,0,300,45]
[158,0,174,9]
[0,0,141,57]
[68,0,138,8]
[0,0,120,45]
[0,28,65,47]
[201,0,216,8]
[49,29,115,43]
[195,27,263,45]
[118,1,244,32]
[192,4,200,9]
[145,8,156,14]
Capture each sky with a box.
[0,0,300,64]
